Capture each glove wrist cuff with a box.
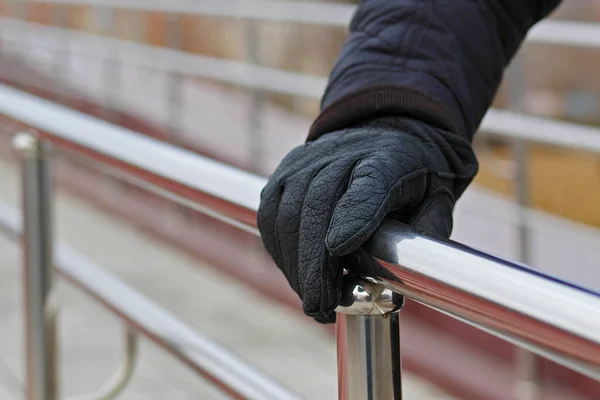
[307,84,461,142]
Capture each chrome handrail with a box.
[1,84,599,399]
[2,3,600,399]
[0,202,304,400]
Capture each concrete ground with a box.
[0,158,457,399]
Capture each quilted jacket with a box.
[309,0,563,144]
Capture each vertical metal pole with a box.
[514,140,531,265]
[99,7,120,123]
[164,13,190,222]
[53,3,69,103]
[13,132,59,400]
[166,13,183,142]
[166,13,184,143]
[243,19,268,262]
[336,280,403,400]
[507,54,540,400]
[513,138,540,400]
[243,20,265,175]
[8,0,28,85]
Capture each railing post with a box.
[98,6,120,123]
[507,50,540,400]
[336,279,403,400]
[13,132,59,400]
[243,19,266,175]
[166,13,184,142]
[513,138,540,400]
[52,3,70,103]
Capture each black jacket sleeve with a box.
[308,0,563,142]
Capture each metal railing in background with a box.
[9,0,600,50]
[1,16,600,150]
[0,190,303,400]
[1,2,600,399]
[4,19,598,147]
[0,122,304,399]
[1,83,600,400]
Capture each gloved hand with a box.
[257,117,477,323]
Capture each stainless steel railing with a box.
[0,83,600,399]
[2,13,599,179]
[0,133,305,400]
[1,2,600,399]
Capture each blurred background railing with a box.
[0,1,600,399]
[1,87,600,399]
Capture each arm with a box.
[258,0,563,322]
[309,0,563,142]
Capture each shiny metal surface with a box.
[365,220,600,370]
[0,82,263,226]
[2,81,600,229]
[0,203,305,400]
[13,133,60,400]
[336,280,403,400]
[506,58,540,400]
[1,3,599,396]
[1,85,600,379]
[335,278,402,316]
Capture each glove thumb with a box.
[409,189,454,238]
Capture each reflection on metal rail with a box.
[1,85,600,399]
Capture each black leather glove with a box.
[257,117,477,323]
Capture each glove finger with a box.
[298,159,358,320]
[257,179,286,271]
[257,152,330,290]
[326,157,429,257]
[409,189,455,238]
[270,135,349,182]
[274,167,326,297]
